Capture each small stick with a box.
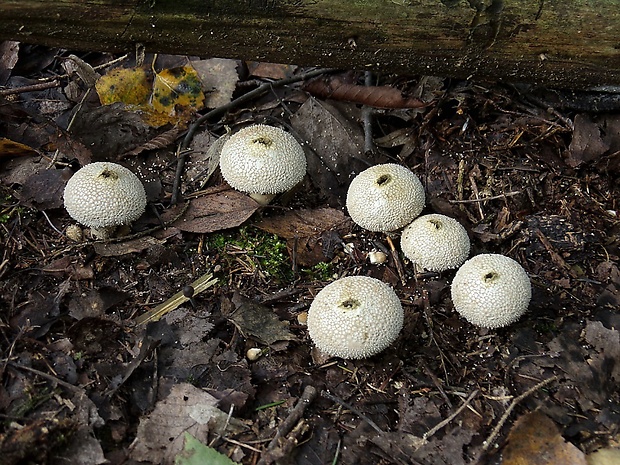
[0,80,60,96]
[9,362,82,394]
[321,390,384,434]
[423,389,478,441]
[265,385,318,450]
[385,234,407,286]
[482,375,559,451]
[448,191,522,204]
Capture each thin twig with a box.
[482,375,559,451]
[385,234,407,286]
[423,389,478,440]
[170,67,338,205]
[265,385,318,450]
[321,390,384,434]
[448,191,522,204]
[9,362,83,394]
[0,80,60,96]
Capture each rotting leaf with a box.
[95,67,152,107]
[290,97,370,206]
[175,432,240,465]
[224,292,296,345]
[586,448,620,465]
[0,137,38,158]
[129,383,245,465]
[567,114,610,168]
[192,58,239,109]
[254,208,352,266]
[582,320,620,381]
[68,287,129,321]
[303,75,426,109]
[93,235,170,257]
[167,186,259,234]
[151,65,205,122]
[0,40,19,85]
[501,411,587,465]
[16,167,72,210]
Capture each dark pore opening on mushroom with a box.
[483,271,498,282]
[252,136,273,147]
[339,298,360,310]
[376,174,392,186]
[99,169,118,180]
[429,219,443,229]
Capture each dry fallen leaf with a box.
[168,186,259,234]
[224,292,296,345]
[501,411,587,465]
[129,383,244,464]
[255,207,352,266]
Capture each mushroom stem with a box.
[249,193,277,205]
[90,225,117,240]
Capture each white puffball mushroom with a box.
[401,214,470,272]
[367,250,388,265]
[346,163,425,232]
[246,348,264,361]
[219,124,307,205]
[307,276,404,359]
[63,162,147,239]
[450,254,532,328]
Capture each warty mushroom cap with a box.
[219,124,306,198]
[63,162,147,230]
[346,163,425,232]
[307,276,404,359]
[450,254,531,328]
[401,214,470,272]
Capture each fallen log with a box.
[0,0,619,88]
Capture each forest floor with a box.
[0,45,619,465]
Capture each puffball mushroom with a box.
[401,214,470,272]
[450,254,531,328]
[219,124,306,205]
[307,276,404,359]
[346,163,425,232]
[63,162,147,239]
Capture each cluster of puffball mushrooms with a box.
[62,124,532,360]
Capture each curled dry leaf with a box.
[303,75,427,109]
[501,411,587,465]
[165,185,259,234]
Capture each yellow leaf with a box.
[95,67,152,106]
[151,65,205,122]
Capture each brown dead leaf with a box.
[303,75,426,109]
[567,114,610,168]
[290,98,369,206]
[247,61,297,80]
[16,167,72,210]
[129,383,245,464]
[582,320,620,381]
[0,137,38,158]
[192,58,239,108]
[255,208,352,266]
[68,287,129,321]
[168,186,259,233]
[501,411,587,465]
[93,235,168,257]
[587,448,620,465]
[0,41,19,85]
[223,292,296,345]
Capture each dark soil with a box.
[1,47,619,465]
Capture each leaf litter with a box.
[0,43,619,465]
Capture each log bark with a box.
[0,0,619,88]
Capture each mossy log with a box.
[0,0,619,88]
